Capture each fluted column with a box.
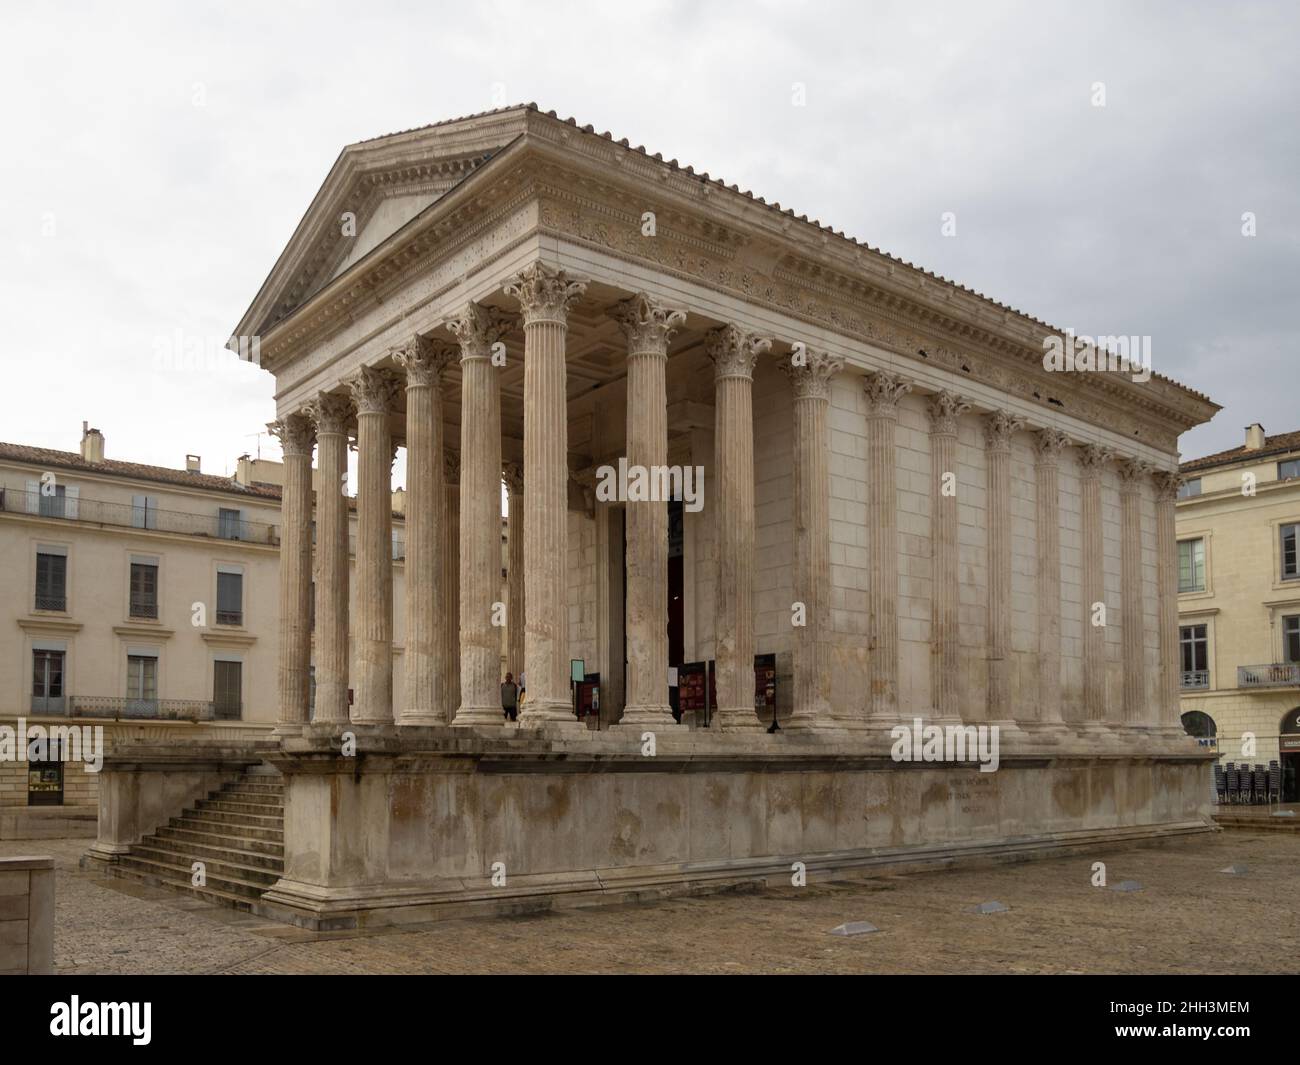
[347,366,400,724]
[983,410,1023,727]
[503,461,525,678]
[441,451,462,719]
[928,390,970,724]
[1033,427,1070,731]
[1153,470,1184,734]
[449,303,516,726]
[783,349,843,730]
[1077,443,1114,735]
[506,262,587,727]
[707,325,771,732]
[864,371,911,729]
[1118,458,1152,730]
[270,412,314,733]
[612,293,686,728]
[394,336,455,725]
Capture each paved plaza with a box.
[5,831,1296,975]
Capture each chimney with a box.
[235,454,253,486]
[1244,423,1266,451]
[186,454,202,473]
[80,421,105,464]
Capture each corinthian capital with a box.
[1034,426,1071,463]
[446,302,517,362]
[268,412,314,457]
[862,370,912,417]
[983,410,1024,452]
[347,365,401,416]
[610,293,686,355]
[1152,469,1184,501]
[502,461,524,496]
[705,324,772,381]
[1117,456,1153,491]
[503,261,587,326]
[305,391,352,436]
[780,348,844,400]
[393,334,458,386]
[926,390,971,435]
[1076,443,1115,477]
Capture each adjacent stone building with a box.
[1175,423,1300,796]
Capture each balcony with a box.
[1237,663,1300,689]
[1180,670,1210,690]
[2,488,279,544]
[62,696,217,721]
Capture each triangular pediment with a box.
[233,106,532,344]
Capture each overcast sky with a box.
[2,0,1296,479]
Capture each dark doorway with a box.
[668,498,684,718]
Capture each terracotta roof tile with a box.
[1180,429,1300,472]
[0,442,282,500]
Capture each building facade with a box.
[0,424,408,824]
[1176,423,1300,797]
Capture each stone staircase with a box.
[113,766,284,911]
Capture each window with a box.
[213,660,242,720]
[1177,478,1202,500]
[218,508,245,540]
[1178,538,1206,593]
[131,495,158,529]
[35,552,67,611]
[1279,459,1300,481]
[1284,615,1300,665]
[38,484,66,518]
[1180,624,1209,688]
[1282,524,1299,581]
[129,562,158,619]
[31,649,65,714]
[216,571,243,626]
[126,654,158,709]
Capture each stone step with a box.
[172,813,284,840]
[131,843,281,885]
[137,835,284,873]
[111,863,259,912]
[222,782,283,797]
[245,764,283,779]
[154,824,284,858]
[118,854,271,900]
[181,806,284,829]
[196,797,285,817]
[216,791,284,807]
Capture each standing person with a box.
[500,672,519,722]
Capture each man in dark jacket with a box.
[501,673,519,722]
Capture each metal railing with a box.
[129,600,159,620]
[1238,663,1300,689]
[2,488,279,544]
[34,593,66,612]
[1180,670,1210,690]
[64,696,216,722]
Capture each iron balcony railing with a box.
[62,696,217,722]
[1,488,279,544]
[1180,670,1210,690]
[1237,663,1300,689]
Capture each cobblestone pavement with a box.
[4,831,1296,974]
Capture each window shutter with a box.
[25,480,40,514]
[132,494,147,528]
[64,485,79,519]
[146,495,159,529]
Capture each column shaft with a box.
[1078,445,1112,730]
[1154,472,1182,731]
[349,367,399,724]
[928,391,970,723]
[864,372,911,727]
[271,413,313,732]
[1034,428,1069,728]
[1119,460,1150,728]
[441,453,462,720]
[984,412,1022,724]
[707,325,770,731]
